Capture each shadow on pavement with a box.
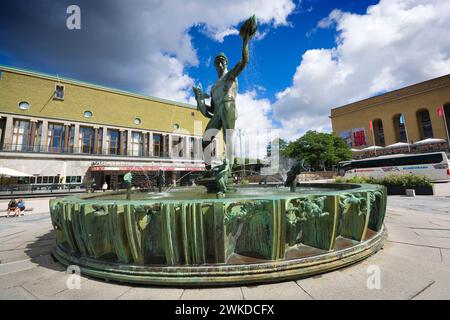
[24,230,65,272]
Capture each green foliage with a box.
[282,131,352,170]
[336,174,433,188]
[240,179,250,185]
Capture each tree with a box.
[282,131,352,170]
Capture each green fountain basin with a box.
[49,183,387,286]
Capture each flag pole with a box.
[369,120,377,156]
[401,113,411,152]
[439,105,450,150]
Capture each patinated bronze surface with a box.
[50,183,387,285]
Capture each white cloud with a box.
[272,0,450,140]
[1,0,295,105]
[234,91,274,160]
[125,0,296,102]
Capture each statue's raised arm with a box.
[227,15,258,80]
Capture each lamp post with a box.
[238,129,245,179]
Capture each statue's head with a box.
[214,52,228,76]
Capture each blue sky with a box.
[187,0,379,101]
[1,0,450,142]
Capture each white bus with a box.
[337,152,450,181]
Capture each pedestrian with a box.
[102,181,108,192]
[17,199,26,215]
[6,199,20,218]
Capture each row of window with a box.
[17,176,82,185]
[1,118,213,158]
[372,106,450,146]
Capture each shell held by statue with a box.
[240,15,258,39]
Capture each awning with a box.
[360,146,384,151]
[89,166,205,172]
[0,167,33,177]
[384,142,411,149]
[413,138,446,145]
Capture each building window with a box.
[153,133,162,157]
[107,129,120,155]
[130,131,143,156]
[134,118,142,125]
[18,101,30,110]
[55,85,65,100]
[79,126,95,154]
[93,128,102,155]
[84,111,93,118]
[12,119,32,151]
[417,109,434,139]
[153,133,168,157]
[372,119,385,146]
[47,123,74,153]
[47,123,65,153]
[172,135,184,158]
[190,137,195,159]
[393,114,408,143]
[121,130,128,156]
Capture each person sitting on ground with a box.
[7,199,20,218]
[17,199,25,215]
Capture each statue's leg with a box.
[202,116,222,170]
[221,101,236,169]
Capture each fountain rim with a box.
[51,225,387,286]
[60,183,385,205]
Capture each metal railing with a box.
[0,183,88,196]
[0,144,204,161]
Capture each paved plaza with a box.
[1,184,450,300]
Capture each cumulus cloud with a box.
[234,90,275,160]
[272,0,450,140]
[0,0,295,104]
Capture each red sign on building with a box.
[352,128,367,147]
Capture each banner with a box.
[352,128,367,147]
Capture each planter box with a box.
[386,185,434,195]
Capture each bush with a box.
[240,179,250,185]
[335,174,433,188]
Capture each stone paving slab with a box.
[1,193,450,300]
[52,280,132,300]
[22,270,90,300]
[180,287,244,300]
[241,281,312,300]
[0,266,59,291]
[0,285,37,300]
[118,287,184,300]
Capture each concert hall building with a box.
[0,65,222,189]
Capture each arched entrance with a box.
[372,119,385,146]
[393,114,407,143]
[416,109,434,139]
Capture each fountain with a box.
[49,16,387,286]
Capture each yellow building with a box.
[0,66,222,190]
[331,74,450,153]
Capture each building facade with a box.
[331,74,450,154]
[0,66,222,189]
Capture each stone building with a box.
[0,66,222,189]
[330,74,450,155]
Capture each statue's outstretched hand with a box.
[239,15,257,41]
